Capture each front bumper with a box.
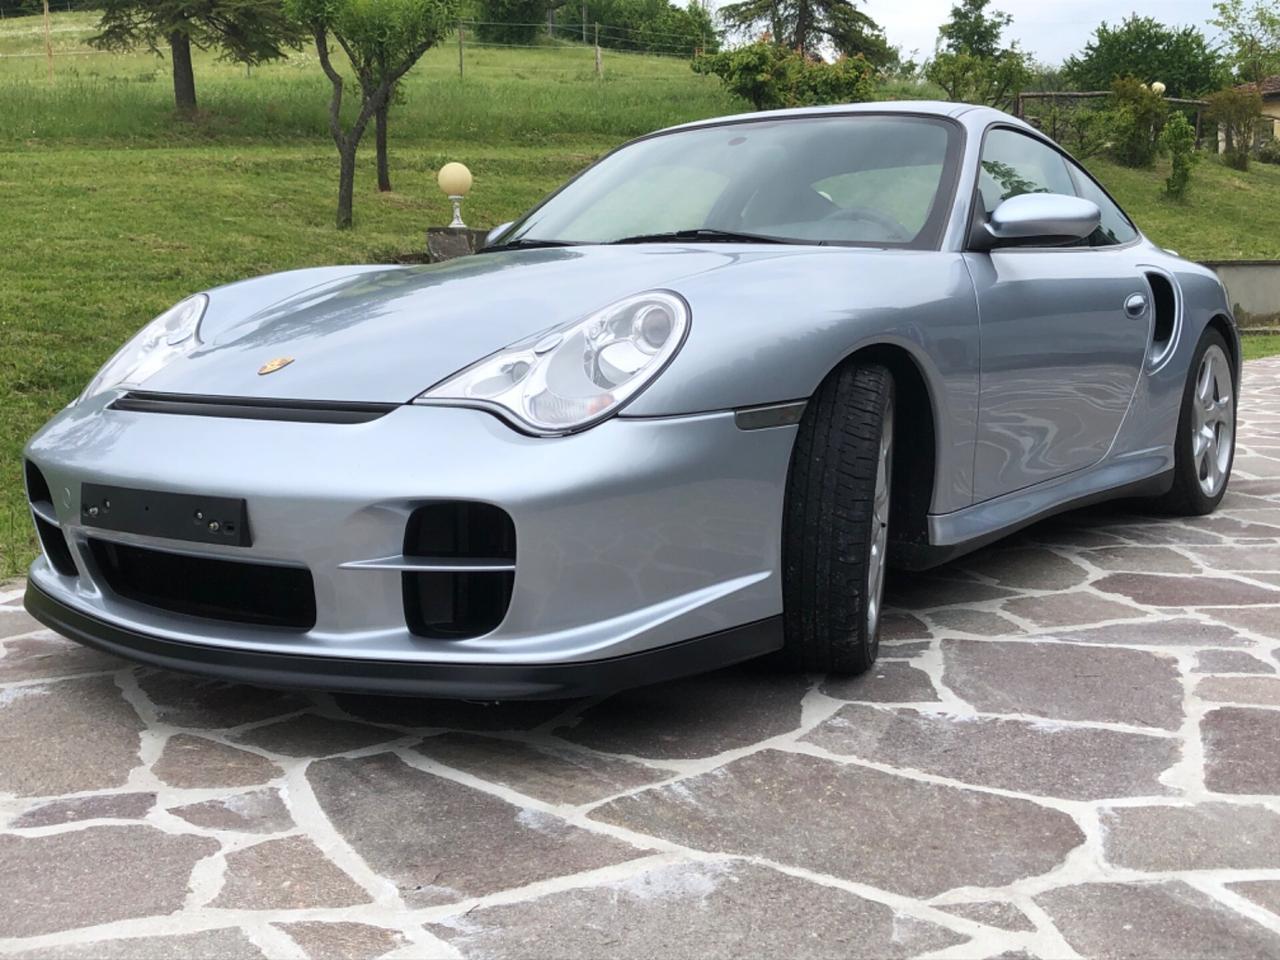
[25,582,782,699]
[24,394,796,696]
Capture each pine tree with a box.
[90,0,302,113]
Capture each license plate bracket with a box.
[80,483,252,548]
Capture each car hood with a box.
[133,245,840,404]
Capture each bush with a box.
[583,0,717,56]
[1160,110,1198,199]
[1207,86,1264,171]
[1032,102,1111,158]
[1105,76,1167,168]
[1257,139,1280,165]
[475,0,545,44]
[693,43,875,111]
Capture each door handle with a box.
[1124,293,1148,317]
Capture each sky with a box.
[854,0,1226,66]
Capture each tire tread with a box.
[782,362,893,673]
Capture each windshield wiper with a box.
[483,237,582,252]
[609,228,807,245]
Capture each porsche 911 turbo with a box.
[23,101,1239,699]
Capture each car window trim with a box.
[965,121,1143,255]
[499,111,968,253]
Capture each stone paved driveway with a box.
[3,359,1280,959]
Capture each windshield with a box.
[504,114,961,249]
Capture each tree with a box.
[924,0,1028,110]
[1061,15,1225,98]
[288,0,455,228]
[89,0,301,113]
[937,0,1010,60]
[693,41,874,109]
[926,50,1029,110]
[718,0,893,66]
[1207,85,1264,169]
[1211,0,1280,84]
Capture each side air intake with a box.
[402,502,516,639]
[25,460,77,577]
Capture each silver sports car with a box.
[24,101,1239,699]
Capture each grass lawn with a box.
[1,11,1278,575]
[1243,334,1280,361]
[1089,156,1280,262]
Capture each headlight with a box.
[80,294,208,402]
[416,291,689,434]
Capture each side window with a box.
[977,128,1076,216]
[1065,160,1139,247]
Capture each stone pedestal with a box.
[426,227,489,263]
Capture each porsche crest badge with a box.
[257,356,294,376]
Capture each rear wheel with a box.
[1159,328,1236,515]
[781,362,894,673]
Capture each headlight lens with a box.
[80,294,208,402]
[416,291,689,434]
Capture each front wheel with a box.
[781,362,894,674]
[1159,328,1236,515]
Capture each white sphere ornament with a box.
[437,162,473,228]
[438,162,473,197]
[1151,81,1167,96]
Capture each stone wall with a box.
[1203,260,1280,328]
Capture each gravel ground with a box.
[2,358,1280,959]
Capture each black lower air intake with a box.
[402,502,516,639]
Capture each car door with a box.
[964,126,1153,503]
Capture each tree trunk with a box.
[793,6,809,54]
[336,142,358,229]
[168,30,197,113]
[375,102,391,192]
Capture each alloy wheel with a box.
[1192,344,1234,498]
[866,398,894,637]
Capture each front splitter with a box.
[24,581,783,700]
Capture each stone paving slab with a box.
[1,357,1280,958]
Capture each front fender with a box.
[624,249,981,514]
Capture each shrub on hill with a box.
[476,0,546,44]
[582,0,718,56]
[1106,76,1167,168]
[693,43,874,110]
[1160,110,1198,198]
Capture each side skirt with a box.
[895,456,1174,571]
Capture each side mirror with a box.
[484,221,514,248]
[973,194,1101,251]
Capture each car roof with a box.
[660,101,1031,136]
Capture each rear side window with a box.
[1066,161,1140,246]
[977,128,1076,215]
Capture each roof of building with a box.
[1236,75,1280,97]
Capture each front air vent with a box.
[402,502,516,639]
[24,459,53,506]
[1146,271,1179,364]
[88,539,316,630]
[25,460,77,577]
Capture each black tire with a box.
[781,361,894,673]
[1157,327,1237,516]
